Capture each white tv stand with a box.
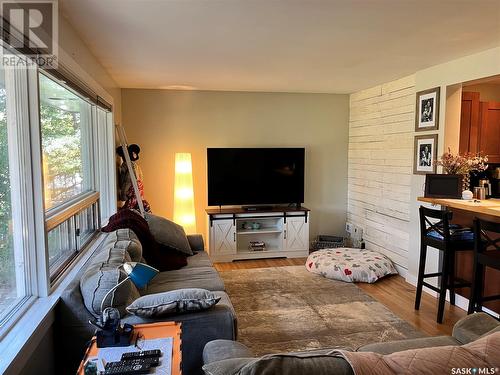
[206,206,310,262]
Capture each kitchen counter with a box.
[417,197,500,221]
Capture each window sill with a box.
[0,232,107,374]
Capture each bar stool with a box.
[467,218,500,315]
[415,206,474,323]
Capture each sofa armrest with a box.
[188,234,205,252]
[202,348,354,375]
[203,340,254,365]
[452,312,500,344]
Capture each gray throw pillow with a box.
[126,288,221,317]
[144,213,193,255]
[80,246,140,317]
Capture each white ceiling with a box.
[60,0,500,94]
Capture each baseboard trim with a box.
[394,264,408,279]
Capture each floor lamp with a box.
[174,153,196,234]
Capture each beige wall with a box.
[122,89,349,241]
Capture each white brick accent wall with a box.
[348,75,416,269]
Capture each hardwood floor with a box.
[356,274,466,337]
[214,257,467,337]
[214,257,305,271]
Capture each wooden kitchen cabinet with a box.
[478,101,500,163]
[460,92,500,162]
[459,92,480,154]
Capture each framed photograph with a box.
[413,134,438,174]
[415,87,440,131]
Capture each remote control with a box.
[121,350,162,360]
[103,362,151,374]
[110,357,160,367]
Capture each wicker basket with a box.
[311,235,346,251]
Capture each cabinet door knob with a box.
[233,232,236,242]
[284,229,287,239]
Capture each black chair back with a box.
[419,206,453,242]
[473,219,500,267]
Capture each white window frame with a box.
[95,107,116,224]
[0,60,41,336]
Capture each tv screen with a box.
[207,148,305,206]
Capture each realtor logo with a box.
[0,0,58,68]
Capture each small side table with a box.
[78,321,182,375]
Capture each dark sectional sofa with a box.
[56,225,500,375]
[202,312,500,374]
[56,229,236,375]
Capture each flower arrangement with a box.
[436,148,488,190]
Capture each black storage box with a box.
[311,235,345,251]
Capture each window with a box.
[39,73,93,210]
[47,218,76,274]
[38,73,106,281]
[0,47,115,335]
[0,65,18,320]
[45,193,99,279]
[0,53,33,326]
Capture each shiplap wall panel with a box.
[348,75,416,269]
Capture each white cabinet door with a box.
[211,219,236,254]
[285,216,309,251]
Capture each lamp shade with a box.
[123,262,159,289]
[173,153,196,234]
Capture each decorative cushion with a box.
[80,243,140,318]
[145,213,193,256]
[154,246,188,271]
[126,288,221,317]
[426,224,474,241]
[306,248,397,283]
[103,209,189,271]
[102,209,157,255]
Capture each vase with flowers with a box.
[436,148,488,191]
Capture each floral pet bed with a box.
[306,248,398,283]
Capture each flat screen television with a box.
[207,148,305,206]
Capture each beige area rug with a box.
[220,265,424,356]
